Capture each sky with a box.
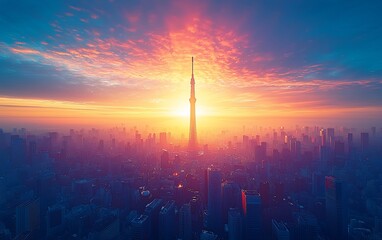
[0,0,382,128]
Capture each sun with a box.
[172,104,189,117]
[171,103,210,117]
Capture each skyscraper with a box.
[46,205,64,237]
[16,199,40,236]
[347,133,353,147]
[325,176,347,239]
[327,127,335,146]
[10,135,26,163]
[159,132,167,147]
[207,168,222,234]
[272,219,290,240]
[179,203,192,240]
[222,181,241,224]
[242,190,262,240]
[228,208,243,240]
[160,149,170,170]
[189,57,197,152]
[360,132,369,152]
[159,201,176,240]
[131,215,149,240]
[200,230,218,240]
[319,129,326,146]
[144,198,164,239]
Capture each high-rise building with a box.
[46,205,64,237]
[228,208,242,240]
[89,217,120,240]
[207,168,222,233]
[295,213,320,240]
[327,128,335,146]
[189,57,197,152]
[241,190,262,240]
[347,133,353,146]
[72,179,93,204]
[360,132,369,152]
[272,219,290,240]
[312,172,325,197]
[319,145,330,163]
[243,135,249,148]
[295,140,301,160]
[11,135,26,163]
[179,203,192,240]
[319,129,326,146]
[334,141,345,159]
[371,126,376,137]
[190,196,203,234]
[200,230,218,240]
[159,132,167,147]
[160,149,170,170]
[347,133,354,154]
[222,181,241,224]
[27,140,37,162]
[255,142,267,162]
[144,199,164,239]
[159,201,176,240]
[131,215,149,240]
[259,182,270,208]
[16,199,40,236]
[289,137,296,157]
[325,176,348,239]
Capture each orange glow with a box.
[1,96,381,130]
[2,3,381,128]
[5,32,377,125]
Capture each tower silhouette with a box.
[189,57,197,152]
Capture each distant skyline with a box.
[1,0,382,126]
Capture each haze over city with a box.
[0,0,382,240]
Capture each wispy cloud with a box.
[0,0,381,119]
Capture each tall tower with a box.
[189,57,197,151]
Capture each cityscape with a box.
[1,0,382,240]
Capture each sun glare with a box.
[172,104,189,117]
[171,104,208,117]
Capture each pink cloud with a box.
[10,48,40,55]
[69,6,82,11]
[5,2,377,115]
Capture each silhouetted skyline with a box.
[1,124,381,239]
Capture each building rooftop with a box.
[131,215,148,224]
[145,198,163,212]
[272,219,289,232]
[160,200,175,215]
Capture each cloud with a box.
[0,56,91,101]
[0,0,382,118]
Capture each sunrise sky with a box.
[1,0,381,128]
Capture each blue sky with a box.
[0,0,382,122]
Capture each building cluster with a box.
[0,125,381,239]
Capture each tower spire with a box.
[189,56,197,153]
[192,56,194,75]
